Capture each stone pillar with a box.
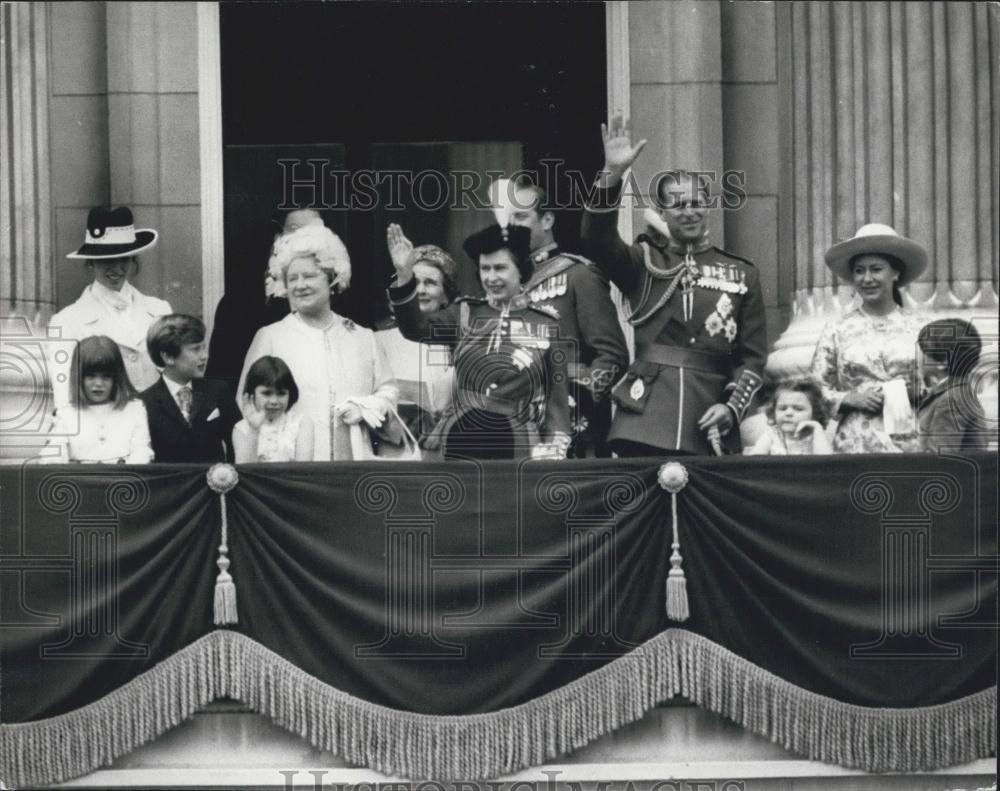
[606,1,727,359]
[105,1,204,317]
[48,1,112,311]
[1,2,58,461]
[1,1,53,327]
[628,1,725,245]
[768,1,1000,381]
[720,2,784,348]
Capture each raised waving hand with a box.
[386,223,416,284]
[600,112,648,184]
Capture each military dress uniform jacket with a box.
[522,246,629,454]
[389,276,571,457]
[581,186,767,455]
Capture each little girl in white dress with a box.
[232,356,314,462]
[43,335,154,464]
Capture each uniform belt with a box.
[636,344,730,375]
[455,389,529,419]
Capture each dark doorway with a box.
[211,1,606,383]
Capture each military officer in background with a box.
[580,114,767,456]
[504,181,629,458]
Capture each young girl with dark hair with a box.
[745,379,833,455]
[232,355,314,462]
[43,335,153,463]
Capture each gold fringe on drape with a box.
[0,629,994,787]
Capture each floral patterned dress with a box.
[811,307,922,453]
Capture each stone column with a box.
[1,2,57,460]
[604,1,726,359]
[1,1,53,327]
[627,1,725,244]
[105,1,204,317]
[768,1,1000,380]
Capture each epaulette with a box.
[552,252,595,268]
[712,246,756,268]
[528,302,561,321]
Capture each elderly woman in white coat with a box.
[48,206,171,408]
[239,222,398,461]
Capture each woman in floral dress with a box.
[811,224,928,453]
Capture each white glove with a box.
[335,397,386,429]
[334,401,363,426]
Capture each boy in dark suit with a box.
[141,314,241,463]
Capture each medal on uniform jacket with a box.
[705,293,738,341]
[630,379,645,400]
[698,263,748,294]
[536,275,566,300]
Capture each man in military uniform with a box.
[580,114,766,456]
[507,182,629,457]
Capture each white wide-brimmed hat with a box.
[66,206,158,260]
[824,223,927,286]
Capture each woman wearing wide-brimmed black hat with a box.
[48,206,172,407]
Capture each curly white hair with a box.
[265,217,351,299]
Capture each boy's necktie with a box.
[177,386,193,425]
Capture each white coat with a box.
[239,312,398,461]
[48,284,172,408]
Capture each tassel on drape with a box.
[658,462,690,621]
[206,464,239,625]
[1,630,993,788]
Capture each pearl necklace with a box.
[297,311,337,332]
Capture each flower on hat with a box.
[412,244,459,302]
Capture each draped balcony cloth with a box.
[0,455,995,786]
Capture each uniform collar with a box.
[486,293,530,311]
[666,237,712,256]
[531,242,559,265]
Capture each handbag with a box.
[348,406,422,461]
